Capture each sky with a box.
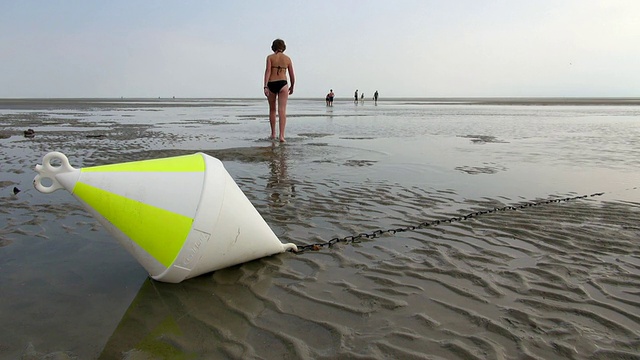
[1,0,638,98]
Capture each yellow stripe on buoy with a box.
[82,154,205,173]
[74,182,193,267]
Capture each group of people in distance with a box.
[326,89,379,106]
[263,38,379,142]
[325,89,335,106]
[352,89,379,105]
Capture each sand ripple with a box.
[91,175,640,359]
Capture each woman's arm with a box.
[263,56,272,96]
[288,61,295,95]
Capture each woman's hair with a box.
[271,39,286,52]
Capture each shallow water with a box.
[1,98,639,359]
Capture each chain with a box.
[291,192,605,253]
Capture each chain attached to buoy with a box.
[292,192,605,253]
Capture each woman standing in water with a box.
[264,39,295,142]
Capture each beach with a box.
[1,98,639,359]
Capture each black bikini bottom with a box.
[267,80,288,94]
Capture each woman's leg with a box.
[277,85,289,142]
[267,91,277,139]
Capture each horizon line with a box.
[1,96,640,100]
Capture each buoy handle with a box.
[33,152,77,193]
[283,243,298,252]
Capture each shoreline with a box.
[1,97,640,109]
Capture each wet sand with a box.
[1,98,639,359]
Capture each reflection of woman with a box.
[267,144,294,208]
[264,39,295,143]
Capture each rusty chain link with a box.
[291,192,605,253]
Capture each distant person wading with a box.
[264,39,295,143]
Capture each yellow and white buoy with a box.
[33,151,297,283]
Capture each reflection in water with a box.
[326,106,334,119]
[266,143,295,209]
[99,260,282,359]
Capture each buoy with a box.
[33,151,297,283]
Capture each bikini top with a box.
[271,65,287,75]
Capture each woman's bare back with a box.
[267,53,291,82]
